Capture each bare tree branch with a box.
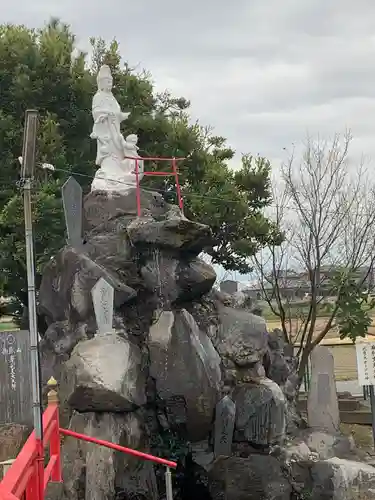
[252,131,375,380]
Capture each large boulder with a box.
[38,187,311,499]
[39,248,136,324]
[233,377,286,447]
[266,329,294,386]
[140,254,216,306]
[126,210,212,254]
[311,458,375,499]
[177,258,216,300]
[60,333,146,412]
[304,430,356,460]
[53,411,157,500]
[148,309,221,441]
[215,305,268,366]
[209,455,292,500]
[83,188,169,235]
[140,254,180,307]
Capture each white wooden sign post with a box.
[356,342,375,448]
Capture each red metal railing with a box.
[132,156,185,216]
[0,380,177,500]
[59,428,177,468]
[0,392,62,500]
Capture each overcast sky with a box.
[4,0,375,282]
[5,0,375,169]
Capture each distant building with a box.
[220,280,239,295]
[240,265,375,301]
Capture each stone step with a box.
[339,409,373,425]
[45,482,64,500]
[300,406,372,425]
[298,398,361,412]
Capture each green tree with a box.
[0,20,279,321]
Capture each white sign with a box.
[356,342,375,385]
[91,277,114,335]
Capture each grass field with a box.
[0,322,17,331]
[0,316,17,331]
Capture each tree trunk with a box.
[297,346,311,382]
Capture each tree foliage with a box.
[0,19,279,317]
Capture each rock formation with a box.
[39,185,375,500]
[39,64,375,499]
[39,185,298,499]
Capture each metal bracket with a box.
[16,178,34,189]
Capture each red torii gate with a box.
[133,155,185,216]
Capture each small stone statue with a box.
[90,65,144,193]
[123,133,144,178]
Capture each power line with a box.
[31,165,258,205]
[35,165,375,219]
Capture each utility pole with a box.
[20,109,44,498]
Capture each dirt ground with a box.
[266,317,375,339]
[341,423,374,454]
[0,424,30,470]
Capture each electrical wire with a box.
[25,164,259,206]
[32,164,372,219]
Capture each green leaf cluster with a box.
[329,270,373,342]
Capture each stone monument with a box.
[91,277,114,335]
[214,395,236,457]
[90,64,144,193]
[307,345,340,433]
[61,176,83,248]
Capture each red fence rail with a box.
[59,428,177,468]
[131,156,185,216]
[0,378,177,500]
[0,384,61,500]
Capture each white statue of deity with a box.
[90,65,144,193]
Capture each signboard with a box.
[356,342,375,386]
[0,330,32,425]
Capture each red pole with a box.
[135,158,141,217]
[47,382,62,483]
[59,428,177,468]
[172,157,183,211]
[25,468,37,499]
[24,439,42,500]
[36,439,44,500]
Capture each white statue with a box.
[90,65,144,193]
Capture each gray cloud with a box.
[3,0,375,283]
[3,0,375,168]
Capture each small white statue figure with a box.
[90,64,144,193]
[123,133,144,176]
